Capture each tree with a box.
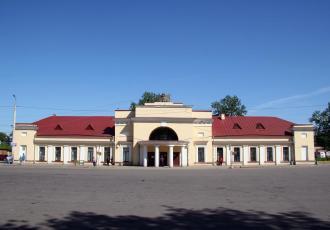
[309,102,330,149]
[211,95,247,116]
[0,132,10,145]
[130,92,171,110]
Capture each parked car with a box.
[0,154,8,161]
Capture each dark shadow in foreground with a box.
[1,207,329,230]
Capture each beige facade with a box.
[12,101,315,167]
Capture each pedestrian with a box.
[106,156,110,166]
[93,157,96,167]
[219,156,223,166]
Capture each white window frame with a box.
[282,146,290,162]
[216,146,225,162]
[122,145,131,162]
[196,145,206,163]
[249,146,258,162]
[232,146,242,163]
[266,146,275,162]
[39,146,46,162]
[55,146,62,162]
[70,146,78,162]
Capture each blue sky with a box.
[1,0,329,134]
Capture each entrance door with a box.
[217,147,224,165]
[301,146,308,161]
[173,152,180,166]
[159,152,168,167]
[148,152,155,167]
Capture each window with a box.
[256,123,265,129]
[71,147,77,161]
[87,147,94,162]
[86,124,94,130]
[197,132,204,137]
[217,147,224,162]
[55,147,61,161]
[250,147,257,162]
[233,147,240,162]
[55,124,63,130]
[104,147,111,162]
[301,133,307,139]
[123,147,130,162]
[283,147,289,162]
[198,147,205,162]
[39,146,45,161]
[21,132,27,136]
[267,147,273,162]
[233,123,242,129]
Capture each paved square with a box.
[0,165,329,229]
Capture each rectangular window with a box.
[233,147,240,162]
[55,147,61,161]
[267,147,273,162]
[301,133,307,139]
[71,147,77,161]
[250,147,257,162]
[87,147,94,162]
[283,147,289,162]
[198,147,205,162]
[104,147,111,162]
[21,132,27,136]
[39,146,45,161]
[217,147,224,163]
[123,147,130,162]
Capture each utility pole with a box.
[12,94,16,146]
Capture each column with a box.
[47,145,53,163]
[168,145,174,168]
[155,145,159,167]
[226,145,231,166]
[34,145,39,163]
[275,145,281,165]
[288,146,292,163]
[143,145,148,167]
[79,145,85,162]
[181,146,188,167]
[213,146,217,166]
[63,145,69,164]
[110,146,113,160]
[259,145,265,165]
[243,145,249,165]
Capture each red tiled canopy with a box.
[212,116,294,137]
[34,116,115,137]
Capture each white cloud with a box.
[249,86,330,113]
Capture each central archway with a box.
[149,127,178,141]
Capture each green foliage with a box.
[211,95,247,116]
[310,102,330,149]
[130,92,171,110]
[0,132,10,145]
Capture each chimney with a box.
[220,114,225,120]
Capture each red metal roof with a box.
[212,116,294,137]
[34,116,115,137]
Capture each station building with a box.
[12,101,315,167]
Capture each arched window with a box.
[149,127,178,141]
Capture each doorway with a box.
[148,152,155,167]
[159,152,168,167]
[173,152,180,166]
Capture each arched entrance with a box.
[147,127,180,167]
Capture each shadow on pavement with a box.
[1,206,329,229]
